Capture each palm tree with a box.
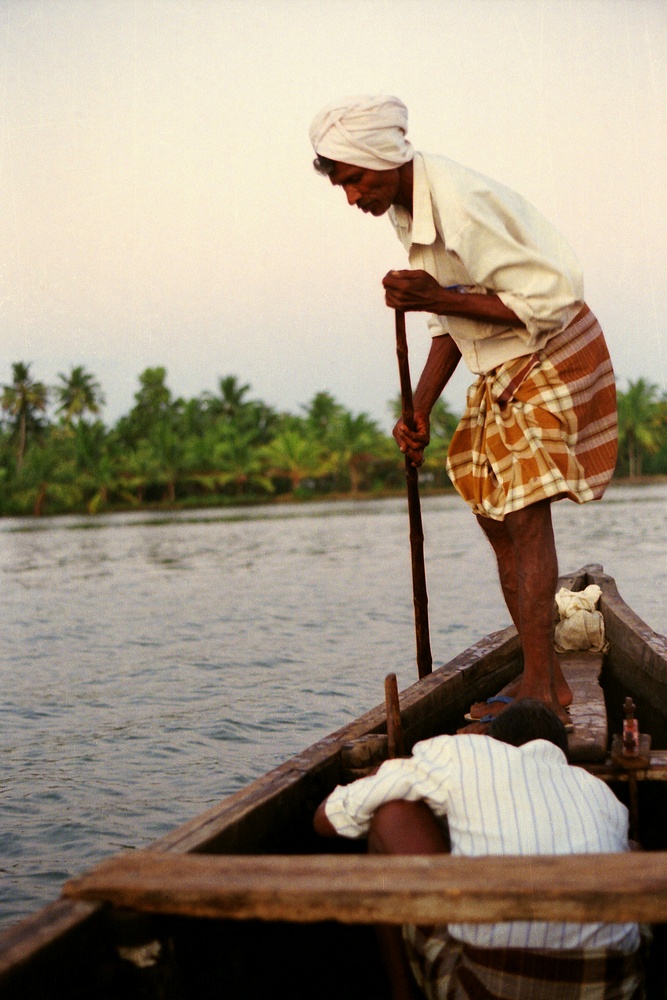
[261,430,331,491]
[140,424,188,503]
[11,428,81,516]
[302,391,345,441]
[217,375,252,419]
[54,365,105,426]
[84,452,125,514]
[328,411,384,495]
[617,379,665,479]
[206,428,274,497]
[68,421,123,513]
[1,362,49,472]
[204,376,278,443]
[115,367,174,446]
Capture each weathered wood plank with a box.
[63,850,667,925]
[561,650,608,763]
[585,749,667,782]
[587,568,667,711]
[0,899,100,978]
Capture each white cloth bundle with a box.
[554,584,607,652]
[309,94,414,171]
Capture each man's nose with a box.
[345,186,360,206]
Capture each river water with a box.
[1,483,666,930]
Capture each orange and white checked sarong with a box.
[446,306,618,520]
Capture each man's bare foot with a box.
[457,719,491,735]
[549,699,574,730]
[468,670,573,719]
[464,694,573,731]
[464,694,514,722]
[518,691,573,730]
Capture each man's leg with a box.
[368,799,450,856]
[475,499,571,722]
[473,510,522,632]
[466,512,523,719]
[368,801,450,1000]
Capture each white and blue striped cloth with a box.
[325,734,639,953]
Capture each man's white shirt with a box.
[389,152,584,376]
[325,733,639,952]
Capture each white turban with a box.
[309,95,414,171]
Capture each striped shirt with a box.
[325,734,639,953]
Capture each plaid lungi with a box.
[446,306,617,520]
[403,924,644,1000]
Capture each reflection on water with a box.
[0,483,666,928]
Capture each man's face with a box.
[328,161,401,217]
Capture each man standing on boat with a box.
[309,96,617,728]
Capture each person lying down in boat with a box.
[314,701,643,1000]
[310,95,618,732]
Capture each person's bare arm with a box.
[393,333,462,466]
[383,269,522,325]
[313,799,338,837]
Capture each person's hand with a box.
[383,270,444,313]
[393,410,430,466]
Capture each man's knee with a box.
[476,511,507,540]
[368,800,450,856]
[503,498,554,540]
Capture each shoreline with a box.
[1,475,666,522]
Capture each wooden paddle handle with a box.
[395,310,433,678]
[395,310,414,428]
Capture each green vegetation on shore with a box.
[1,364,665,517]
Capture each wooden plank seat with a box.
[63,850,667,925]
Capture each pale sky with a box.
[1,0,665,429]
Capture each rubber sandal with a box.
[464,694,514,722]
[469,713,574,731]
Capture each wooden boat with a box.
[1,563,667,999]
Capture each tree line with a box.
[1,362,665,516]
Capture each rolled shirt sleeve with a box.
[325,752,450,839]
[447,210,584,343]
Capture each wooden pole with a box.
[395,310,432,678]
[384,673,405,758]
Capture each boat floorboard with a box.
[560,650,607,763]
